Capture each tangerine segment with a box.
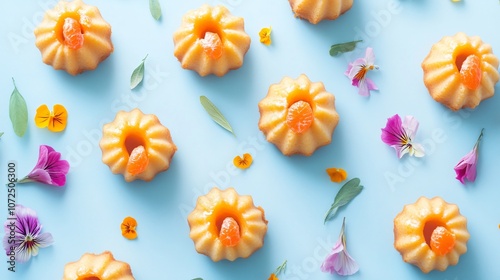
[286,100,314,134]
[200,32,223,60]
[126,145,149,176]
[460,54,482,90]
[430,226,456,256]
[62,17,84,50]
[219,217,240,247]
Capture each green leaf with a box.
[200,95,235,136]
[191,278,203,280]
[130,54,148,89]
[149,0,162,20]
[0,132,4,138]
[274,260,287,276]
[9,79,28,137]
[324,178,363,223]
[329,40,363,57]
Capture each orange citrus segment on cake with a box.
[286,100,314,134]
[219,217,241,247]
[430,226,456,256]
[62,17,84,49]
[126,145,149,176]
[200,32,223,59]
[460,54,482,90]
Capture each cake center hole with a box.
[80,277,100,280]
[124,133,146,156]
[423,219,447,247]
[455,52,474,71]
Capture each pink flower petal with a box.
[365,47,375,65]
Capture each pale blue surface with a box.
[1,0,500,279]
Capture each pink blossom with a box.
[345,47,379,96]
[18,145,69,187]
[454,129,483,184]
[321,218,359,276]
[381,114,425,158]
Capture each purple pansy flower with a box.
[345,47,379,96]
[454,129,484,184]
[321,218,359,276]
[18,145,69,187]
[381,114,425,158]
[3,204,54,263]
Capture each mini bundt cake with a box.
[188,187,268,262]
[173,4,251,77]
[258,74,340,156]
[34,0,113,75]
[62,251,135,280]
[394,197,470,273]
[288,0,354,24]
[99,108,177,182]
[422,32,500,111]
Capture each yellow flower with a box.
[233,153,253,169]
[326,167,347,183]
[259,26,272,45]
[268,273,278,280]
[121,216,138,240]
[35,104,68,132]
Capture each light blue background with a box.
[1,0,500,279]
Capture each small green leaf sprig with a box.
[149,0,162,20]
[329,40,363,57]
[324,178,363,223]
[130,54,148,89]
[9,78,28,137]
[200,96,235,136]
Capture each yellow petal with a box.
[259,27,272,46]
[326,167,347,183]
[47,104,68,132]
[35,104,51,128]
[233,153,253,169]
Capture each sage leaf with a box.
[324,178,363,223]
[0,132,4,138]
[200,96,235,136]
[9,79,28,137]
[130,54,148,89]
[329,40,363,57]
[149,0,162,20]
[192,278,203,280]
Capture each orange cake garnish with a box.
[62,17,84,49]
[219,217,241,247]
[430,226,456,256]
[460,54,482,90]
[126,145,149,176]
[286,100,314,134]
[200,32,223,60]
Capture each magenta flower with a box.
[18,145,69,187]
[3,204,54,263]
[345,47,379,96]
[321,218,359,276]
[454,129,484,184]
[381,114,425,158]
